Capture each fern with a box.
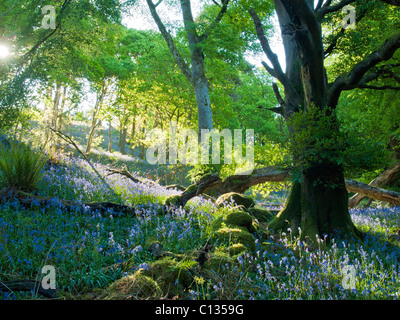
[0,140,49,192]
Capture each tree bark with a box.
[119,125,127,154]
[165,173,222,208]
[215,166,292,194]
[180,0,213,132]
[176,166,400,207]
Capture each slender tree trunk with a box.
[119,126,127,154]
[119,115,128,155]
[181,0,213,133]
[58,85,68,132]
[86,81,108,154]
[108,121,112,153]
[146,0,219,133]
[51,82,62,130]
[130,116,136,156]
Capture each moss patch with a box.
[246,207,275,223]
[106,269,163,299]
[164,195,182,206]
[141,257,193,297]
[212,210,258,234]
[216,192,255,209]
[214,226,256,251]
[205,249,237,271]
[227,243,247,256]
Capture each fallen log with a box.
[168,166,400,208]
[0,189,137,215]
[165,173,222,208]
[348,163,400,208]
[215,166,292,194]
[0,279,57,299]
[105,167,159,187]
[345,179,400,206]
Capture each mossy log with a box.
[164,166,400,208]
[0,189,139,215]
[164,173,222,208]
[215,166,292,194]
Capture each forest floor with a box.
[1,124,400,300]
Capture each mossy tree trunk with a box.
[251,0,400,241]
[269,166,361,241]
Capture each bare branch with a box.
[154,0,163,7]
[272,82,286,107]
[261,61,277,78]
[250,7,300,103]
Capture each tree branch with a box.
[328,33,400,107]
[316,0,357,21]
[272,82,286,107]
[154,0,163,7]
[200,0,230,41]
[250,7,300,104]
[23,0,72,59]
[145,0,193,83]
[380,0,400,5]
[281,0,322,45]
[315,0,324,11]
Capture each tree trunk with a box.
[146,0,216,133]
[193,75,213,133]
[251,1,360,241]
[181,0,214,133]
[86,81,108,154]
[51,82,62,130]
[119,123,127,154]
[108,121,112,153]
[130,115,136,156]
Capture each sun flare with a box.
[0,44,10,59]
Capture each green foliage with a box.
[0,141,49,192]
[287,106,345,171]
